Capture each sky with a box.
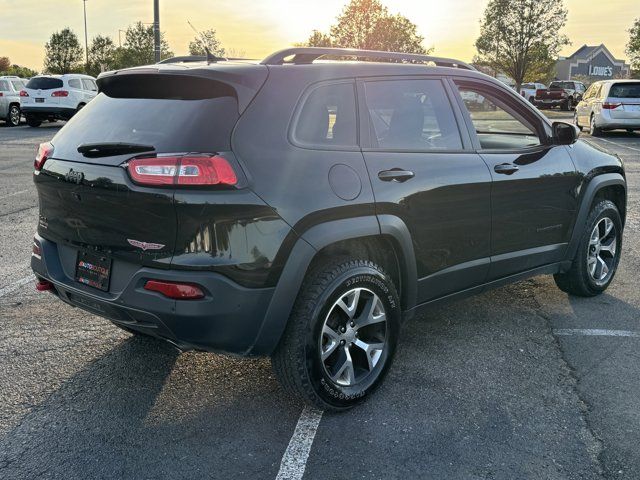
[0,0,637,71]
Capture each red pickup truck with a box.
[534,80,586,111]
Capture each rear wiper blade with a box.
[77,142,155,158]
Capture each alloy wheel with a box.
[320,288,388,387]
[9,106,20,126]
[587,217,617,285]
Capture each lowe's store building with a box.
[555,44,631,81]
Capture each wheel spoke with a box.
[353,339,385,371]
[589,227,600,245]
[595,256,609,280]
[599,237,617,257]
[588,255,597,276]
[601,218,614,240]
[335,289,360,319]
[321,325,340,360]
[331,349,355,385]
[355,295,386,329]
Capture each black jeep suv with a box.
[31,48,626,410]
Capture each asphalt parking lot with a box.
[0,112,639,480]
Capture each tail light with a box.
[20,90,29,97]
[51,90,69,97]
[0,92,3,97]
[35,142,54,171]
[144,280,204,299]
[535,89,544,97]
[126,155,238,186]
[602,102,622,110]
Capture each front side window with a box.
[10,80,24,91]
[364,79,462,151]
[458,86,541,150]
[294,82,357,147]
[82,78,98,91]
[68,79,81,89]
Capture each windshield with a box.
[52,92,239,160]
[26,77,63,90]
[609,83,640,99]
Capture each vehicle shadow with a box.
[0,333,301,480]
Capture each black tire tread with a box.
[554,200,620,297]
[272,257,395,411]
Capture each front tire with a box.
[554,200,622,297]
[589,115,601,136]
[6,105,20,127]
[272,258,400,411]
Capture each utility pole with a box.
[83,0,89,68]
[153,0,160,63]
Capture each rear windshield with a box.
[609,82,640,99]
[52,92,239,157]
[550,81,572,89]
[26,77,63,90]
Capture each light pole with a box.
[153,0,160,63]
[83,0,89,68]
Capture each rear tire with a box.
[272,258,400,411]
[25,115,41,128]
[589,115,601,136]
[563,97,573,111]
[6,104,20,127]
[554,200,622,297]
[574,112,583,132]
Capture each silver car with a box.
[0,76,26,127]
[575,79,640,136]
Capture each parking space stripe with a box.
[275,406,323,480]
[586,137,640,153]
[0,274,35,298]
[0,188,30,201]
[554,329,640,338]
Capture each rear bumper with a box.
[595,113,640,130]
[31,234,276,355]
[535,99,566,108]
[21,106,75,119]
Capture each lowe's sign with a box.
[555,44,630,80]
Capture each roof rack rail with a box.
[260,47,475,70]
[157,54,227,65]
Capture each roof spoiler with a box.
[261,47,476,70]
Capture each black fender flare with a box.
[247,215,417,355]
[565,173,626,261]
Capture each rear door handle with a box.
[378,169,415,182]
[493,163,519,175]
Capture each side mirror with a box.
[552,121,578,145]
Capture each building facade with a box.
[555,44,631,81]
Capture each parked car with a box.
[575,80,640,136]
[31,47,626,410]
[519,82,546,103]
[20,74,98,127]
[535,80,586,110]
[0,76,27,126]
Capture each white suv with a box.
[20,74,98,127]
[575,80,640,136]
[0,76,27,126]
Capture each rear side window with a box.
[82,79,97,91]
[68,79,81,89]
[364,79,462,151]
[609,82,640,98]
[293,82,357,148]
[0,80,9,91]
[26,77,63,90]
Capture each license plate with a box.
[75,251,112,291]
[35,98,44,103]
[625,104,640,112]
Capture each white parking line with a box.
[0,188,30,201]
[275,406,323,480]
[588,136,640,153]
[0,274,35,298]
[554,329,640,338]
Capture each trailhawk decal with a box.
[127,239,165,251]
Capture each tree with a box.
[188,29,225,57]
[114,21,173,68]
[626,17,640,73]
[44,28,84,74]
[475,0,570,89]
[301,0,428,54]
[88,35,116,75]
[0,57,10,72]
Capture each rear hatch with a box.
[35,66,267,273]
[22,76,64,106]
[605,82,640,120]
